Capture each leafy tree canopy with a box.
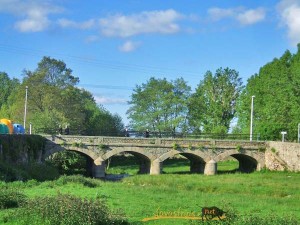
[127,77,191,134]
[24,56,79,88]
[236,44,300,141]
[0,72,20,110]
[0,57,124,136]
[188,67,243,134]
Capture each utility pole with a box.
[250,95,255,141]
[24,86,28,130]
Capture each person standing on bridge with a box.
[145,129,150,138]
[64,126,70,135]
[125,128,130,137]
[58,126,63,135]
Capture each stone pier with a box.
[204,160,217,175]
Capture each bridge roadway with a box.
[43,135,267,178]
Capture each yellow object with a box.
[0,119,14,134]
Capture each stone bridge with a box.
[43,135,273,178]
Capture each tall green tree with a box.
[236,45,300,141]
[16,57,81,132]
[188,68,243,134]
[127,77,191,134]
[83,102,124,136]
[3,56,124,135]
[28,56,79,88]
[169,78,191,133]
[0,72,20,111]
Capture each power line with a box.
[79,83,133,90]
[0,44,202,78]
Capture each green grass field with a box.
[1,157,299,224]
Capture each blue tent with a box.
[13,124,25,134]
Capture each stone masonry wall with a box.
[0,134,45,164]
[265,141,300,171]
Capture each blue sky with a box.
[1,0,300,126]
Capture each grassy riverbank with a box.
[1,160,299,224]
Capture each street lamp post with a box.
[250,95,255,141]
[24,86,28,130]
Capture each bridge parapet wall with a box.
[43,135,266,149]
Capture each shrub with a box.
[17,193,128,225]
[236,145,242,152]
[0,187,26,209]
[98,144,108,150]
[47,151,88,176]
[197,144,205,151]
[0,160,29,182]
[20,162,60,181]
[72,142,85,148]
[25,179,40,187]
[55,175,100,188]
[172,143,180,150]
[258,147,266,152]
[0,160,60,182]
[210,144,217,152]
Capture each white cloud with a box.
[0,5,185,37]
[85,35,100,43]
[99,9,183,37]
[58,18,96,30]
[119,41,140,52]
[277,0,300,45]
[208,8,235,21]
[0,0,62,32]
[208,7,266,26]
[15,10,50,32]
[94,96,127,105]
[237,8,266,25]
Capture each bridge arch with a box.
[43,145,99,161]
[96,147,155,175]
[215,150,265,172]
[154,150,212,174]
[44,145,100,177]
[100,147,155,161]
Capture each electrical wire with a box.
[0,44,202,78]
